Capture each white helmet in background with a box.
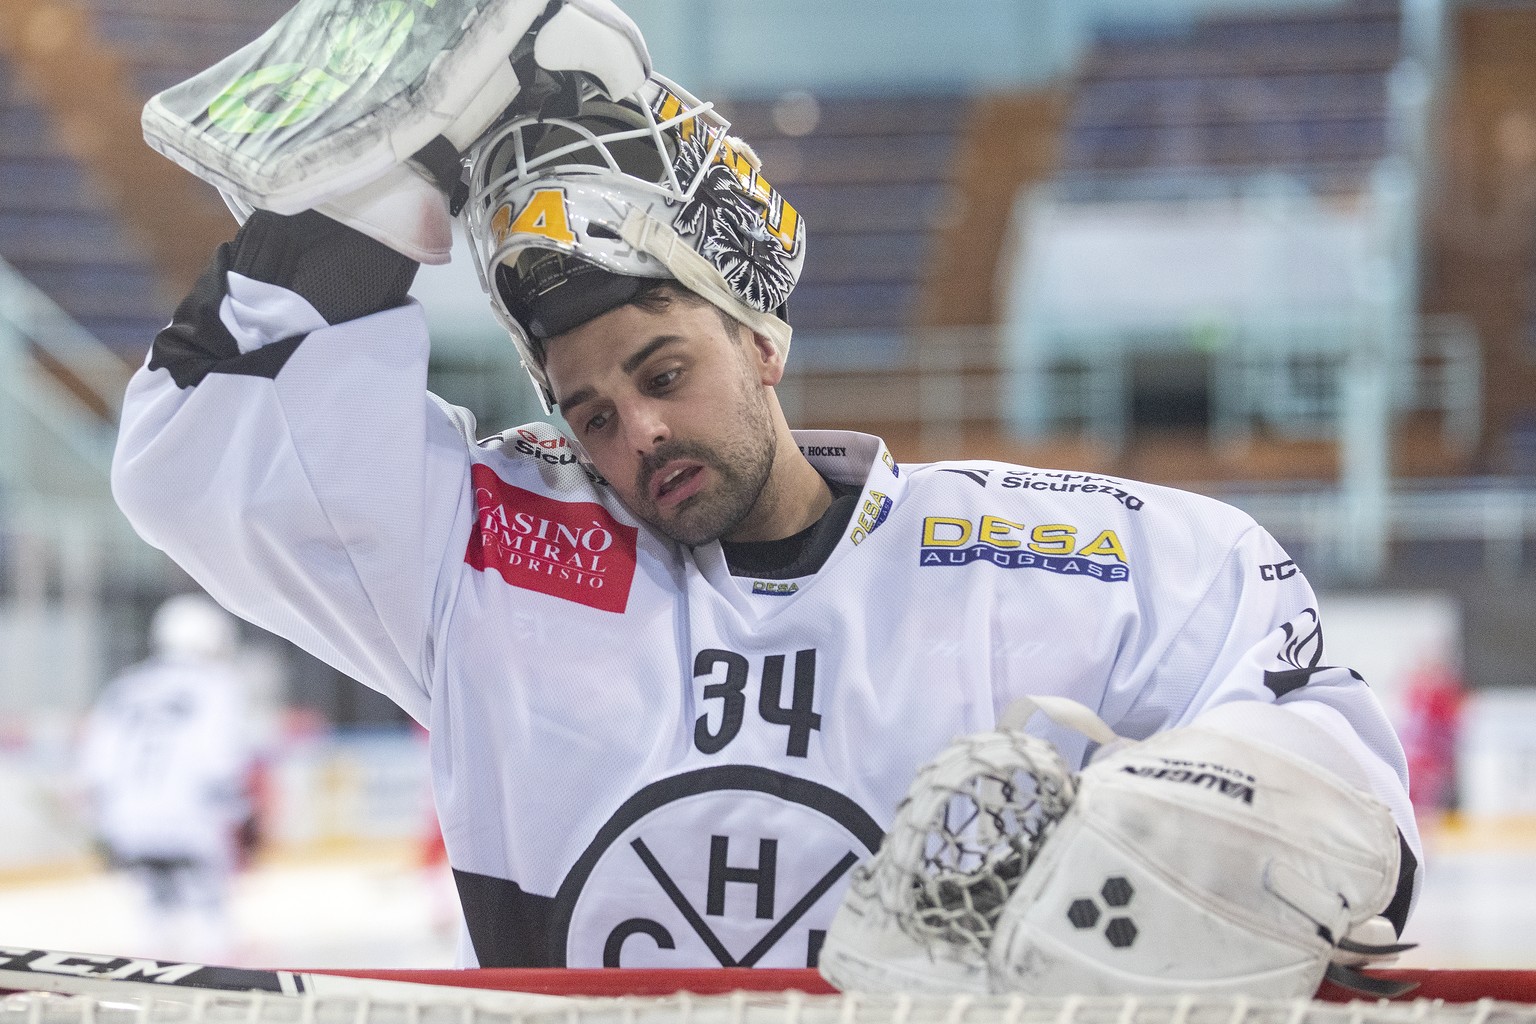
[463,73,807,408]
[151,593,238,661]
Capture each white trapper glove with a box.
[149,0,651,263]
[819,698,1409,999]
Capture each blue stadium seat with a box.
[0,58,172,358]
[718,94,962,337]
[1060,0,1402,181]
[79,0,287,99]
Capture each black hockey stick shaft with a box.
[0,944,566,1008]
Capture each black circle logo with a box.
[549,766,883,967]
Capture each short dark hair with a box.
[534,279,744,371]
[625,280,744,340]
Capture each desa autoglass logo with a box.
[918,515,1131,582]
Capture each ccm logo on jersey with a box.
[919,516,1131,581]
[465,465,638,613]
[1260,559,1298,580]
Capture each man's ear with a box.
[750,330,785,386]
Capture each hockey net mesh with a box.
[9,990,1536,1024]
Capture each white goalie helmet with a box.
[463,73,806,408]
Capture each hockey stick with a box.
[0,944,569,1009]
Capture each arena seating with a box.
[1064,0,1401,186]
[719,95,965,339]
[79,0,288,100]
[0,56,167,357]
[3,0,1405,353]
[1,0,1529,482]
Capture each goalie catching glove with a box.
[818,698,1409,999]
[142,0,651,263]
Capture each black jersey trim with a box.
[149,238,236,387]
[721,478,861,581]
[228,210,417,325]
[149,240,309,389]
[150,211,419,388]
[1382,829,1418,935]
[451,868,557,968]
[1263,665,1366,699]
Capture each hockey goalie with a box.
[119,0,1419,985]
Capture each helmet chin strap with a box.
[617,207,794,363]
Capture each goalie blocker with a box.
[141,0,651,263]
[819,700,1408,999]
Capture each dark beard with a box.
[633,431,776,546]
[626,334,780,547]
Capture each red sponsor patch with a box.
[465,465,638,614]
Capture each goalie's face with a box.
[544,287,784,547]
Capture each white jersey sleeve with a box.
[113,267,471,723]
[1100,512,1420,915]
[1156,524,1410,786]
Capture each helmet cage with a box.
[469,79,729,214]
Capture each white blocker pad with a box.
[141,0,649,215]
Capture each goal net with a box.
[5,987,1536,1024]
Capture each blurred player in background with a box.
[1399,657,1467,819]
[113,0,1418,990]
[77,593,259,963]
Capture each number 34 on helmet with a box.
[462,74,808,408]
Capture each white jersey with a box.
[78,656,252,864]
[112,271,1419,969]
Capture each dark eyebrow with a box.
[556,335,685,414]
[622,335,685,375]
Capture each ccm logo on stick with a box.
[0,946,202,983]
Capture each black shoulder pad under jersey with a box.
[149,211,419,388]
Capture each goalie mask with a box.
[463,73,806,408]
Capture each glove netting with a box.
[853,730,1076,957]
